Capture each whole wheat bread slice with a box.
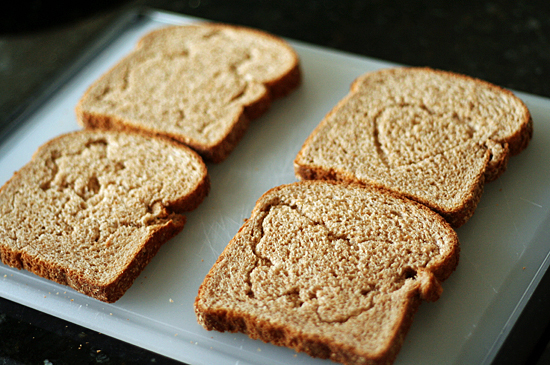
[0,130,209,302]
[76,23,301,163]
[294,67,533,227]
[195,181,459,365]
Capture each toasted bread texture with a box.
[76,23,301,163]
[195,181,459,365]
[294,67,533,227]
[0,130,209,302]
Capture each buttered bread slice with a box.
[0,130,209,302]
[294,67,532,227]
[195,181,459,365]
[76,23,301,163]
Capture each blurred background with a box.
[1,1,549,364]
[2,0,549,130]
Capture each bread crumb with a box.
[257,348,261,352]
[523,267,526,270]
[169,298,174,303]
[97,350,101,353]
[71,299,74,302]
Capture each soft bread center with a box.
[375,104,475,167]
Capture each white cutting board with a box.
[0,9,549,365]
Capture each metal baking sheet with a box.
[1,9,549,365]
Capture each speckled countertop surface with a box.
[1,1,549,364]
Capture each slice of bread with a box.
[294,67,533,227]
[195,181,459,365]
[0,130,209,302]
[76,23,301,163]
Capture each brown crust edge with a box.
[294,160,485,229]
[352,67,534,180]
[195,180,460,365]
[195,296,422,365]
[294,66,533,228]
[1,214,185,303]
[34,129,211,213]
[75,23,302,163]
[0,130,211,303]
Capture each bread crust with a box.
[195,181,459,365]
[1,214,185,303]
[0,130,209,302]
[195,297,422,365]
[76,23,301,163]
[294,159,487,229]
[294,67,533,228]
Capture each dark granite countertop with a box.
[1,1,550,364]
